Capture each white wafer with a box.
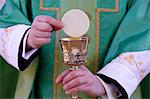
[61,9,90,37]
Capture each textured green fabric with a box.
[0,0,149,99]
[14,58,38,99]
[104,1,150,98]
[0,57,19,98]
[0,0,31,27]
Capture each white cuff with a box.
[98,61,138,98]
[96,76,121,99]
[0,24,31,70]
[97,51,150,98]
[22,30,38,60]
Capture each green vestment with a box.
[0,0,150,99]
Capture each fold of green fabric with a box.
[104,0,150,98]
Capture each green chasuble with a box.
[0,0,150,99]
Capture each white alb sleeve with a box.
[97,50,150,98]
[0,24,31,70]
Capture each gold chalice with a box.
[60,37,88,99]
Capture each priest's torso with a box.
[30,0,131,98]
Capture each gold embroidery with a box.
[1,37,7,58]
[4,28,13,33]
[136,61,145,79]
[95,0,119,72]
[124,55,134,65]
[40,0,60,11]
[1,26,17,58]
[123,54,145,79]
[53,10,61,99]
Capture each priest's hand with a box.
[56,65,106,97]
[27,15,64,49]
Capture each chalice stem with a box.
[71,94,80,99]
[70,66,79,70]
[70,66,81,99]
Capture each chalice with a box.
[60,9,90,99]
[60,37,88,99]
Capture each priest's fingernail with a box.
[56,78,59,83]
[63,86,66,90]
[65,91,69,94]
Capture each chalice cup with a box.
[60,37,88,99]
